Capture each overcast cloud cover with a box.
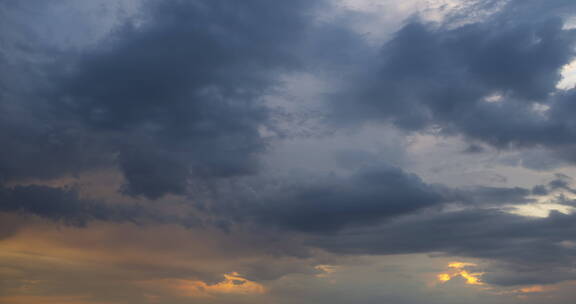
[2,0,576,303]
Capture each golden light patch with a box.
[437,262,484,286]
[459,270,483,285]
[437,273,451,282]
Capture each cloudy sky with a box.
[2,0,576,303]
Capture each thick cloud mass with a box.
[0,1,111,182]
[1,0,321,198]
[331,0,576,152]
[251,166,443,232]
[65,0,321,199]
[207,165,548,235]
[4,0,576,301]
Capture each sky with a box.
[2,0,576,303]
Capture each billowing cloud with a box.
[199,164,548,234]
[3,0,576,303]
[247,165,443,232]
[1,0,326,199]
[329,0,576,157]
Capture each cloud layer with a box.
[2,0,576,303]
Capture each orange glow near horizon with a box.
[137,272,265,298]
[0,295,115,304]
[196,272,266,295]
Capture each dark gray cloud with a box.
[0,184,141,226]
[202,165,545,234]
[250,166,443,233]
[0,1,113,183]
[0,0,324,198]
[330,0,576,156]
[64,0,323,199]
[441,185,535,206]
[0,160,547,237]
[532,185,549,196]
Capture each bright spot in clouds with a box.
[509,192,576,218]
[558,59,576,90]
[437,262,484,286]
[511,203,574,218]
[315,264,339,278]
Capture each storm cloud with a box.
[3,0,576,302]
[330,0,576,153]
[1,0,324,199]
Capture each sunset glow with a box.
[144,273,266,298]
